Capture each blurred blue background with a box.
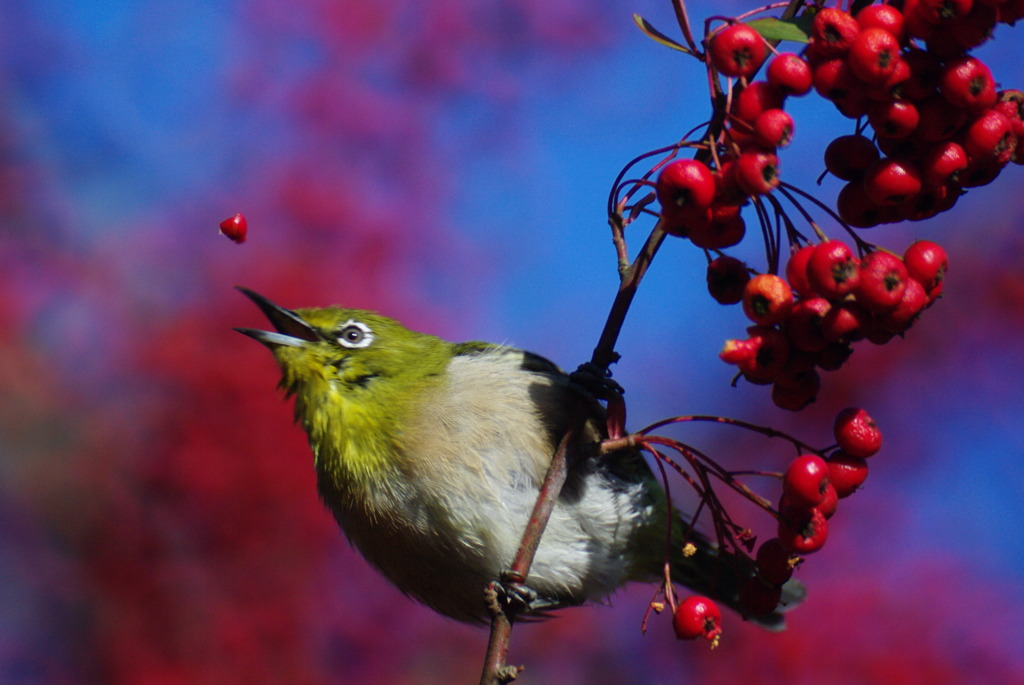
[2,0,1023,682]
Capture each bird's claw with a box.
[570,362,624,402]
[491,572,565,620]
[493,572,537,618]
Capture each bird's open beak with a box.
[234,286,323,348]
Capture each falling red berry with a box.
[219,213,248,243]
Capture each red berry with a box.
[869,56,910,102]
[942,2,997,51]
[732,81,786,125]
[742,274,793,325]
[994,90,1024,136]
[711,202,742,224]
[917,95,969,142]
[813,59,863,110]
[778,505,829,554]
[719,337,758,366]
[783,454,830,509]
[809,8,861,58]
[785,245,816,297]
[219,213,248,243]
[739,577,783,616]
[767,53,813,96]
[865,325,897,346]
[754,109,795,148]
[918,0,975,23]
[877,277,929,333]
[963,109,1017,164]
[658,160,716,211]
[690,212,746,249]
[711,157,747,206]
[756,538,796,585]
[904,0,939,39]
[673,596,723,643]
[735,149,780,195]
[899,183,955,222]
[1000,0,1024,23]
[808,240,860,299]
[706,256,751,305]
[720,325,790,384]
[827,450,870,498]
[771,368,821,411]
[856,251,909,313]
[960,158,1004,187]
[710,23,767,78]
[815,341,854,371]
[863,158,922,206]
[834,407,883,458]
[786,297,832,352]
[877,137,929,165]
[856,4,907,42]
[657,160,716,234]
[903,240,948,294]
[818,483,839,519]
[868,99,920,139]
[940,56,997,113]
[824,134,880,181]
[837,180,894,228]
[847,28,901,85]
[821,300,870,342]
[919,141,969,186]
[901,48,941,101]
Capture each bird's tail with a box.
[628,505,805,631]
[669,528,804,630]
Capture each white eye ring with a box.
[337,320,374,349]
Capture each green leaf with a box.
[747,16,813,44]
[633,14,691,53]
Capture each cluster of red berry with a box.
[804,4,1024,225]
[653,32,808,247]
[673,405,881,638]
[627,0,1013,649]
[649,0,1006,410]
[743,406,879,613]
[714,239,946,409]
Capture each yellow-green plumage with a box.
[236,288,797,626]
[277,309,452,489]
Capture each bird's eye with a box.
[336,320,374,349]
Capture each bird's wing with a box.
[451,341,565,376]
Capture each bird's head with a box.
[235,287,454,483]
[235,286,452,395]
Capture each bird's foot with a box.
[491,571,565,621]
[570,362,624,402]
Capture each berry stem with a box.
[635,414,824,454]
[778,182,874,252]
[590,222,668,370]
[671,0,702,55]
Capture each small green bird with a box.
[235,287,793,626]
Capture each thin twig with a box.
[590,223,668,370]
[477,415,579,684]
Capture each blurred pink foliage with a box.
[1,0,1024,683]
